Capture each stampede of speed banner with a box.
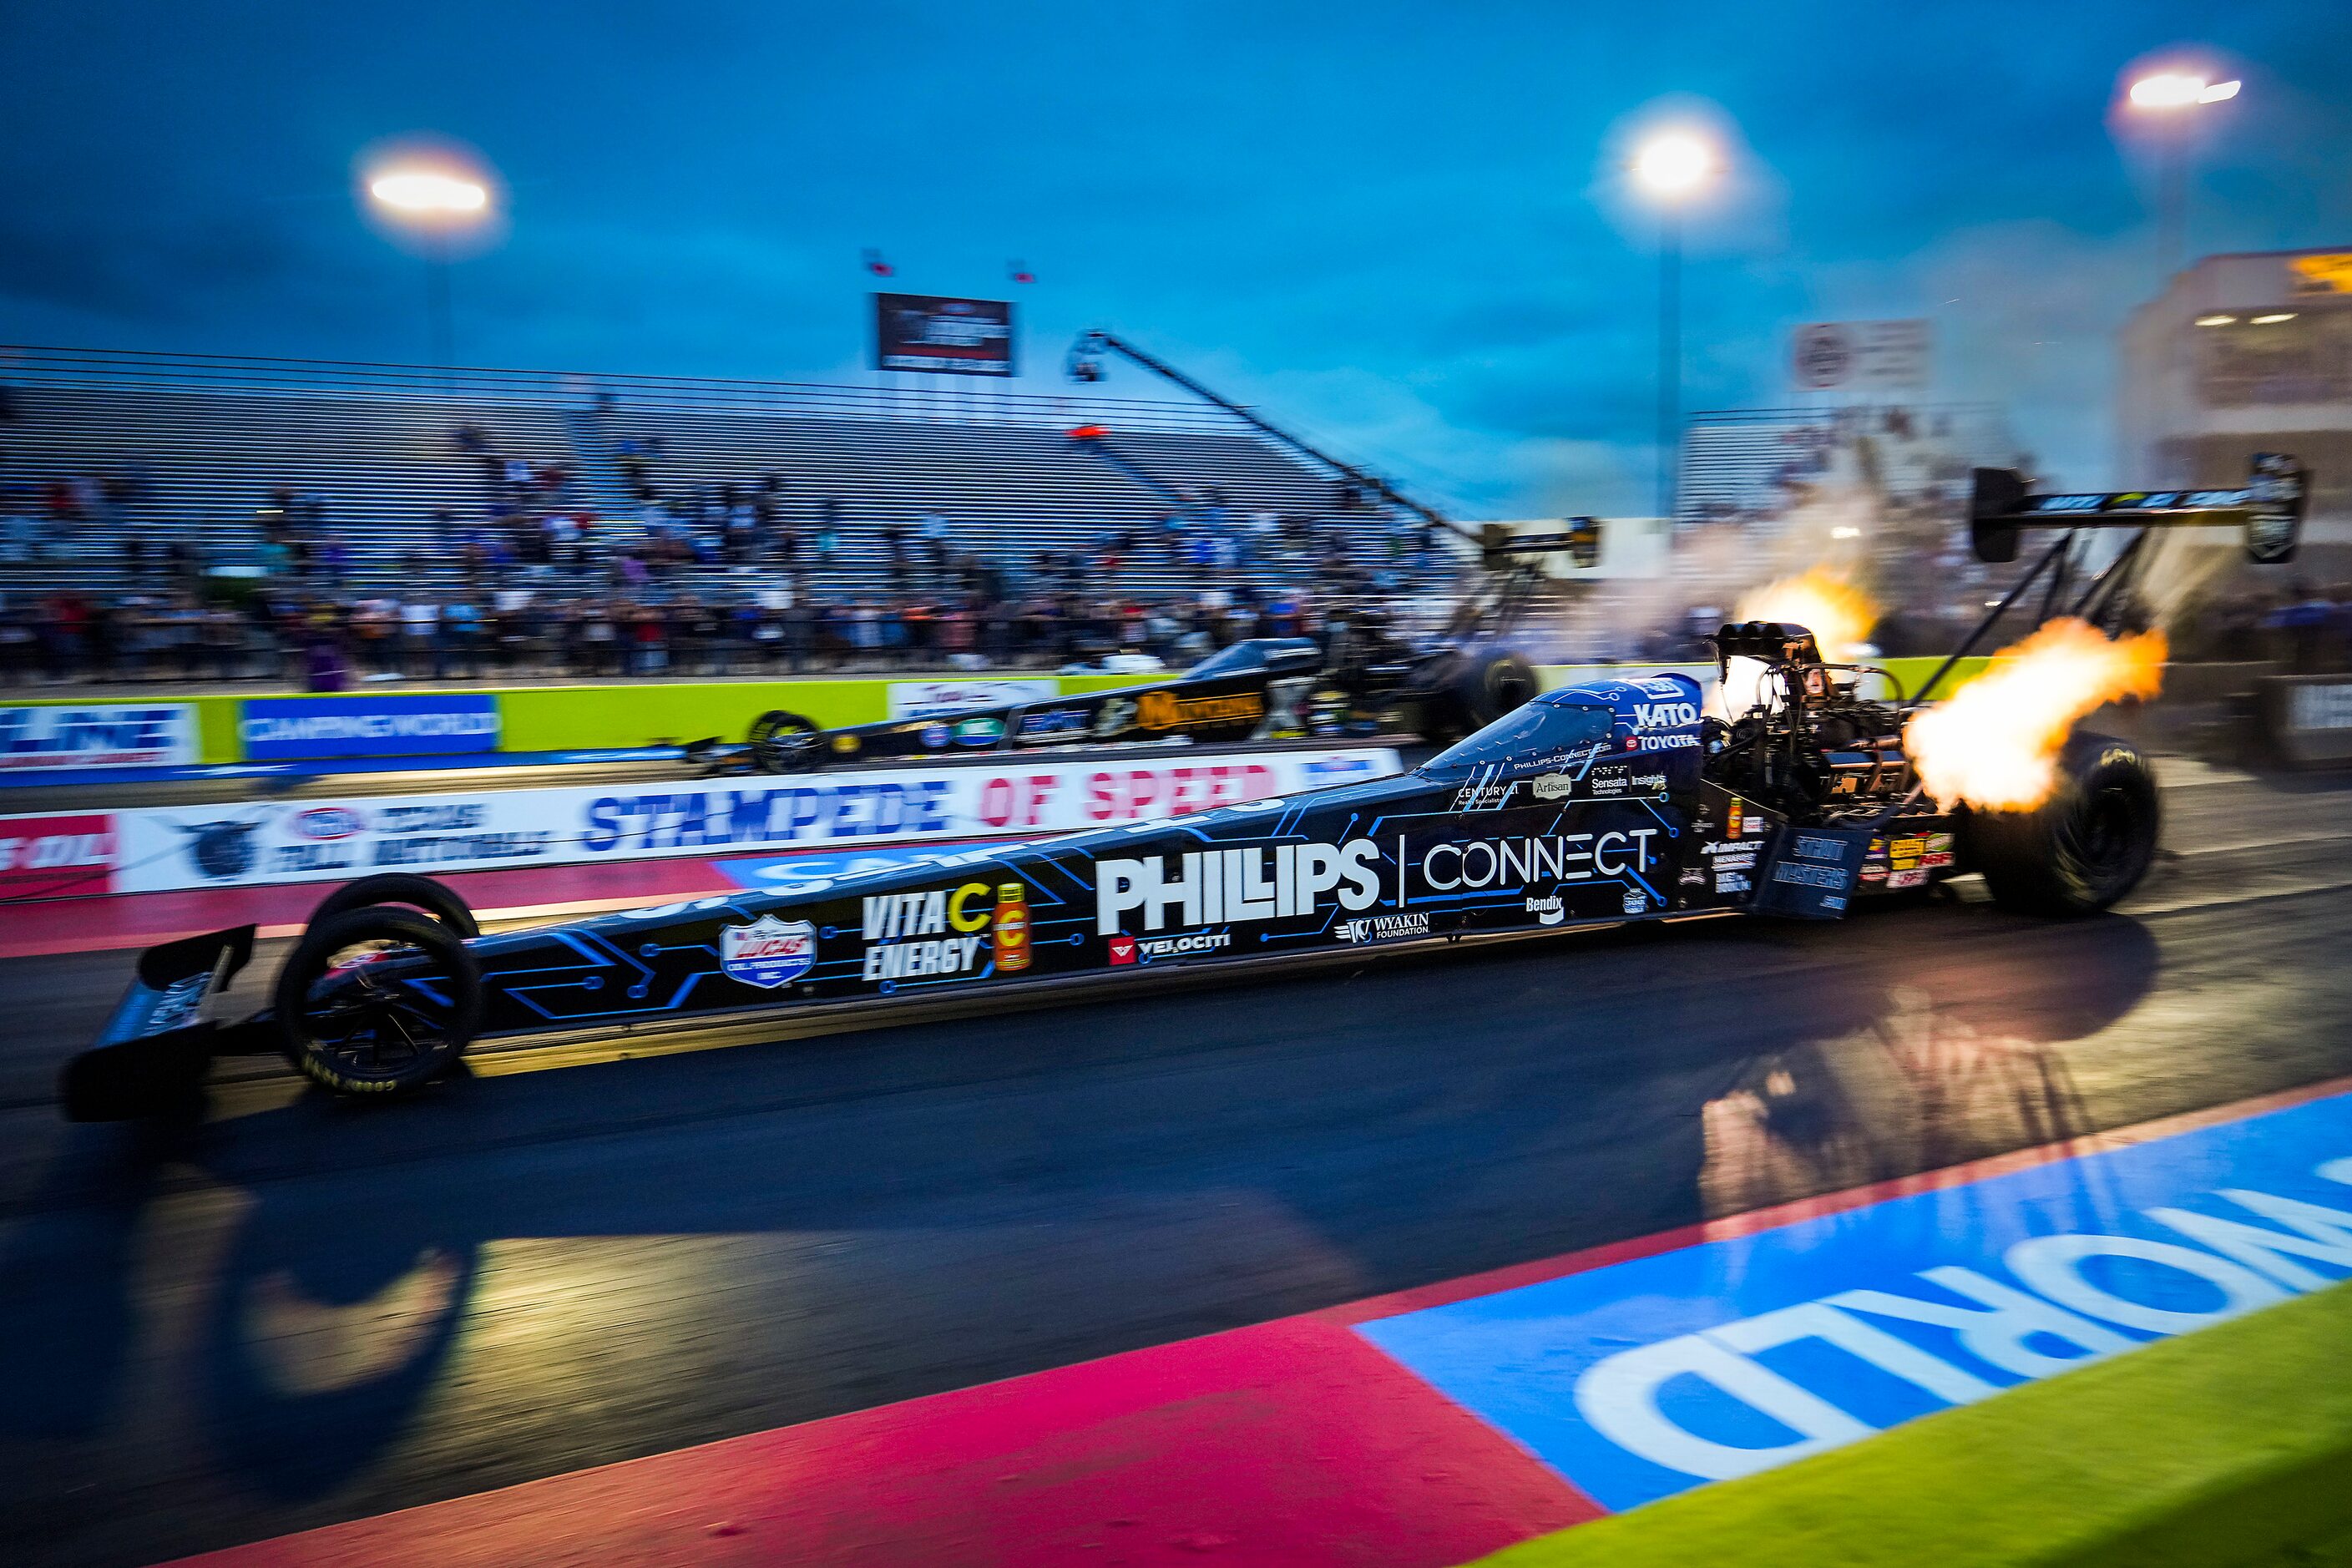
[13,749,1403,897]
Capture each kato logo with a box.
[1632,701,1699,730]
[720,915,817,988]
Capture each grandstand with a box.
[0,347,1432,599]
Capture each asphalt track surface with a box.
[2,757,2349,1565]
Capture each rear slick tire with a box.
[274,907,483,1097]
[1964,731,2160,916]
[307,873,480,939]
[748,710,823,773]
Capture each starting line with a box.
[160,1076,2352,1567]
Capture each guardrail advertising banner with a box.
[72,747,1402,895]
[0,813,119,895]
[2260,674,2352,766]
[0,703,199,772]
[240,693,503,761]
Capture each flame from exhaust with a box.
[1716,569,1880,716]
[1904,618,2167,812]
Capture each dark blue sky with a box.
[3,2,2349,514]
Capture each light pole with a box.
[1632,131,1716,523]
[367,168,491,374]
[2126,72,2240,275]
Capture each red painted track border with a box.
[161,1073,2352,1568]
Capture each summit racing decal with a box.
[721,916,818,988]
[1136,690,1267,731]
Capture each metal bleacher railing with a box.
[0,345,1253,430]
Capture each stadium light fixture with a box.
[1632,133,1715,200]
[368,170,488,215]
[1629,128,1719,523]
[2193,314,2237,326]
[2251,311,2296,324]
[2123,70,2241,275]
[364,159,495,374]
[2129,73,2241,109]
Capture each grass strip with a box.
[1469,1279,2352,1568]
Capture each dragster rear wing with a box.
[1970,453,2309,565]
[1479,518,1602,570]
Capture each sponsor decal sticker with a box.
[888,679,1055,720]
[1092,697,1139,738]
[1107,933,1139,966]
[720,915,818,988]
[1526,893,1565,926]
[1338,911,1433,943]
[1451,777,1518,811]
[1136,689,1265,731]
[1414,831,1658,897]
[954,716,1005,746]
[1887,867,1929,889]
[1135,931,1234,960]
[1015,706,1090,739]
[1098,842,1383,934]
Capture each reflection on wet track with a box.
[0,763,2349,1565]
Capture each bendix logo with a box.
[292,807,368,840]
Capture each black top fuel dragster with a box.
[717,633,1540,774]
[59,457,2307,1120]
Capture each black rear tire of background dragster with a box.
[274,907,484,1095]
[1965,731,2160,916]
[750,710,824,773]
[306,873,481,939]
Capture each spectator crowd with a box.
[0,580,1357,689]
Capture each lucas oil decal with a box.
[721,915,818,988]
